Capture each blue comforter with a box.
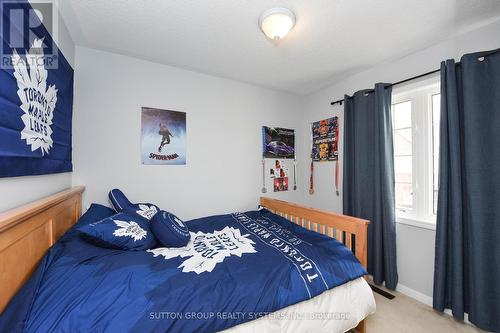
[0,205,366,333]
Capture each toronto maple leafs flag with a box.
[0,0,73,177]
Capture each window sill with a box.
[396,216,436,231]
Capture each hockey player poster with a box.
[141,107,186,165]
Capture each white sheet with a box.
[222,277,376,333]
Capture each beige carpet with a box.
[365,288,488,333]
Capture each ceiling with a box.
[58,0,500,95]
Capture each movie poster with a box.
[141,107,186,165]
[262,126,295,159]
[311,117,338,161]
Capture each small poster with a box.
[270,159,289,177]
[141,107,186,165]
[311,117,338,161]
[262,126,295,159]
[272,159,289,192]
[274,177,289,192]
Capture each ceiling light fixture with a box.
[259,8,296,41]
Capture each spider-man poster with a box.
[141,107,186,165]
[311,117,338,161]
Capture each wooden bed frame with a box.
[0,187,369,333]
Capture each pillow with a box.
[109,188,159,220]
[151,211,191,248]
[75,203,116,227]
[78,212,157,250]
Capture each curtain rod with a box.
[330,68,440,106]
[330,48,500,106]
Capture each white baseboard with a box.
[366,276,477,328]
[394,283,474,327]
[395,283,433,307]
[365,275,433,307]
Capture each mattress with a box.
[224,277,375,333]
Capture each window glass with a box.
[432,94,440,214]
[392,101,413,210]
[392,84,440,226]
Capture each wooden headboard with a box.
[0,186,84,313]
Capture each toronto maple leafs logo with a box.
[148,227,257,274]
[136,204,158,220]
[11,38,57,155]
[113,220,147,241]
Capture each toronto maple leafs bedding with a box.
[0,204,367,333]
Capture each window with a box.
[393,101,413,210]
[392,79,440,229]
[431,94,440,214]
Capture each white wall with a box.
[0,7,75,213]
[72,47,304,220]
[300,18,500,300]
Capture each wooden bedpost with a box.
[356,319,367,333]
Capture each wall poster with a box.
[311,117,338,161]
[262,126,295,159]
[141,107,186,165]
[270,159,289,192]
[274,177,289,192]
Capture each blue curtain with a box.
[433,49,500,332]
[343,83,398,289]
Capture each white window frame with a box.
[392,76,440,230]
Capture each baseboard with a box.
[395,283,474,326]
[366,277,478,328]
[395,283,433,307]
[365,275,433,307]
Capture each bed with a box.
[0,187,374,332]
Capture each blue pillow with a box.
[151,211,191,248]
[109,188,159,220]
[76,203,116,227]
[78,212,157,250]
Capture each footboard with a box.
[260,197,370,333]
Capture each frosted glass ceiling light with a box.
[259,8,296,41]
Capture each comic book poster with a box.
[311,116,338,161]
[262,126,295,159]
[141,107,186,165]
